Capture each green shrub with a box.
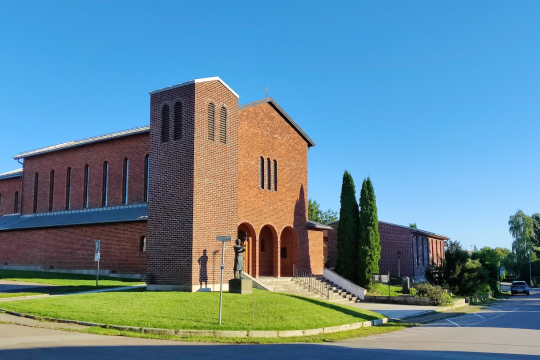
[413,283,452,306]
[409,288,418,296]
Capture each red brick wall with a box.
[307,230,324,275]
[147,80,239,290]
[0,222,146,273]
[20,133,149,215]
[238,102,314,275]
[0,177,22,216]
[378,222,413,277]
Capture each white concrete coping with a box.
[323,269,367,300]
[0,308,387,339]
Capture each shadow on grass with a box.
[0,285,146,296]
[280,294,381,321]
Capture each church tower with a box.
[146,77,239,291]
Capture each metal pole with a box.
[96,260,99,287]
[398,259,401,277]
[219,241,225,325]
[529,250,533,288]
[388,271,391,297]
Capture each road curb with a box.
[0,308,388,338]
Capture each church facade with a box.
[0,77,327,291]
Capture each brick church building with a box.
[0,77,328,291]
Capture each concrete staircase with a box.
[256,276,363,305]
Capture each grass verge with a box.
[82,322,408,344]
[0,289,383,331]
[369,283,403,297]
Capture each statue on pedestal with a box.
[233,238,246,279]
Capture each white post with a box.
[219,241,225,325]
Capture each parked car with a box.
[511,281,530,296]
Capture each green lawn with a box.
[0,289,383,331]
[370,283,403,297]
[0,270,143,296]
[0,292,41,299]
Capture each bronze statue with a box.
[233,238,246,279]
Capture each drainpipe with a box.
[16,158,23,214]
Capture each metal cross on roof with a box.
[264,85,270,98]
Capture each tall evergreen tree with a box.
[357,177,381,288]
[335,171,359,281]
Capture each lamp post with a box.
[397,250,401,278]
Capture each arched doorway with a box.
[280,227,296,277]
[238,223,256,276]
[259,225,276,276]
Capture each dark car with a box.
[511,281,530,296]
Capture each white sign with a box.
[95,253,101,262]
[216,236,232,242]
[95,240,100,253]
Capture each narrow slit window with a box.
[273,160,277,191]
[173,102,182,140]
[83,165,89,209]
[140,236,147,252]
[261,239,266,253]
[65,167,72,210]
[161,104,170,143]
[14,191,19,213]
[259,157,265,189]
[266,158,271,190]
[421,237,425,266]
[219,107,227,144]
[208,102,215,140]
[102,162,109,207]
[0,194,2,213]
[143,155,150,202]
[33,173,39,213]
[49,170,55,211]
[122,158,129,205]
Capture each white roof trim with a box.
[149,77,240,98]
[0,168,23,180]
[14,125,150,160]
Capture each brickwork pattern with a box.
[0,177,22,216]
[20,134,149,215]
[0,222,146,273]
[238,102,315,276]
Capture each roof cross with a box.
[264,85,270,98]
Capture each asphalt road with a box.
[0,288,538,359]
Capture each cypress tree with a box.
[358,177,381,288]
[335,171,359,282]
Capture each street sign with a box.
[216,235,232,325]
[94,240,101,286]
[500,266,504,277]
[95,240,100,253]
[95,253,101,262]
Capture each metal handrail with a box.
[292,264,330,299]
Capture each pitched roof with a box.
[325,219,449,240]
[0,168,23,180]
[149,76,240,98]
[0,203,148,231]
[307,220,333,230]
[13,126,150,160]
[238,97,315,147]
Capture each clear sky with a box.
[1,1,539,251]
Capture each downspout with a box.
[16,157,23,214]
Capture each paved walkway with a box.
[346,301,440,320]
[0,280,57,293]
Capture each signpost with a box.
[95,240,100,286]
[216,236,232,325]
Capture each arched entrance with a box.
[259,225,276,276]
[280,227,296,277]
[237,223,256,276]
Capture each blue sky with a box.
[1,1,539,251]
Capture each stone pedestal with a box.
[229,279,252,294]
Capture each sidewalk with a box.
[346,300,440,320]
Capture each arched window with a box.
[14,191,19,213]
[143,154,150,202]
[49,170,55,212]
[33,173,39,213]
[122,158,129,205]
[173,101,182,140]
[259,157,265,189]
[208,102,215,141]
[65,167,72,210]
[83,165,89,209]
[161,104,170,143]
[140,236,147,252]
[273,160,277,191]
[266,158,271,190]
[102,162,109,207]
[219,107,227,144]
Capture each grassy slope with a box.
[369,283,403,297]
[0,289,383,331]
